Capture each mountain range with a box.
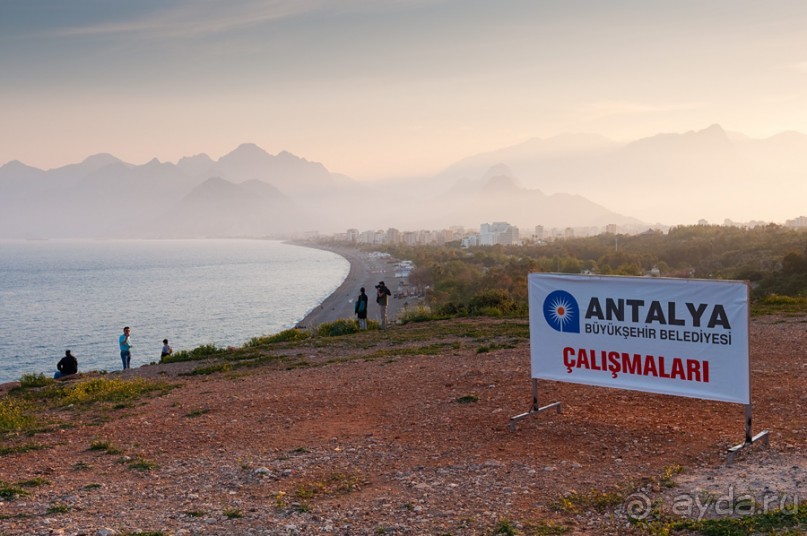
[1,125,805,239]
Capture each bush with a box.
[19,373,54,389]
[467,289,517,316]
[0,399,36,434]
[246,329,310,347]
[317,319,360,337]
[161,344,225,363]
[22,377,172,407]
[398,306,446,324]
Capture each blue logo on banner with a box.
[543,290,580,333]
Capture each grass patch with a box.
[489,518,518,535]
[18,377,173,407]
[295,472,365,501]
[223,508,243,519]
[752,294,807,316]
[0,399,37,434]
[185,510,206,517]
[0,443,46,456]
[0,482,29,500]
[316,319,362,337]
[521,521,570,535]
[128,457,158,471]
[183,363,232,376]
[551,488,627,514]
[83,483,102,490]
[659,464,683,488]
[246,329,310,346]
[46,504,70,514]
[456,395,479,404]
[398,306,448,324]
[185,408,210,418]
[89,440,122,455]
[18,373,54,388]
[477,342,517,353]
[18,477,49,488]
[160,344,226,364]
[634,500,806,535]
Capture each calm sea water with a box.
[0,239,348,383]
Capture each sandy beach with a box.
[294,244,419,329]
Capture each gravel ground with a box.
[1,312,804,535]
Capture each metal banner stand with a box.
[509,378,561,432]
[726,404,769,465]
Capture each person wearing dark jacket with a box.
[375,281,392,329]
[355,287,369,329]
[54,350,78,379]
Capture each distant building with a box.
[386,228,401,244]
[479,221,518,245]
[785,216,807,228]
[605,224,617,235]
[461,234,480,248]
[534,225,545,240]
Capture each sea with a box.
[0,239,349,384]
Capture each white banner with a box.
[528,274,750,404]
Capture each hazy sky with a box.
[2,0,807,179]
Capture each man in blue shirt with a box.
[119,326,132,369]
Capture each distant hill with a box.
[2,126,805,238]
[424,165,641,231]
[0,145,365,238]
[424,125,807,225]
[138,177,302,238]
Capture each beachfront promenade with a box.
[296,245,418,329]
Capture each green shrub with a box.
[246,329,310,346]
[0,444,45,456]
[20,377,172,407]
[468,289,517,316]
[398,306,446,324]
[185,363,232,376]
[18,373,54,389]
[88,440,121,455]
[0,399,36,434]
[161,344,225,363]
[317,319,360,337]
[0,482,29,500]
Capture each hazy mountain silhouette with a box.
[137,177,302,238]
[427,124,807,225]
[2,126,805,238]
[426,166,641,231]
[0,145,363,238]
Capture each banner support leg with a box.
[726,404,769,465]
[509,378,561,432]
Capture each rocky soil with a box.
[0,315,804,535]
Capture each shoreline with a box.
[292,243,414,328]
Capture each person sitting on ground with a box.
[54,350,78,379]
[161,339,173,358]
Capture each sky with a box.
[2,0,807,180]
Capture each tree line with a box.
[357,224,807,317]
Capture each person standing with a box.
[354,287,369,329]
[54,350,78,379]
[375,281,392,329]
[161,339,173,359]
[119,326,132,369]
